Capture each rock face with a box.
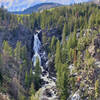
[46,56,56,77]
[0,93,10,100]
[0,24,33,59]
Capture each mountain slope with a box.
[13,3,62,14]
[92,0,100,4]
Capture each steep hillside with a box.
[13,3,62,14]
[92,0,100,4]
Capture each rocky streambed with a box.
[32,30,59,100]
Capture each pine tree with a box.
[55,40,69,99]
[34,57,41,90]
[67,34,72,51]
[50,36,56,53]
[55,40,61,70]
[29,68,33,84]
[95,80,100,98]
[14,41,21,60]
[57,16,65,34]
[62,23,67,45]
[29,83,35,96]
[57,63,69,100]
[3,40,13,57]
[85,49,90,60]
[77,51,82,68]
[21,45,27,60]
[73,48,77,67]
[25,71,29,87]
[72,31,77,48]
[42,32,47,44]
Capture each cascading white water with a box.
[70,90,80,100]
[32,34,41,66]
[32,31,58,100]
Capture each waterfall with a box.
[69,90,80,100]
[32,31,58,100]
[32,33,41,66]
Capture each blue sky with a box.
[0,0,90,11]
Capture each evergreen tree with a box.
[34,57,41,90]
[42,32,47,44]
[62,23,67,45]
[85,49,90,60]
[57,16,65,33]
[77,51,82,68]
[29,68,33,84]
[3,40,13,57]
[72,31,77,48]
[73,48,77,67]
[67,34,72,51]
[55,40,61,70]
[25,71,29,87]
[21,45,27,60]
[14,41,21,60]
[29,83,35,96]
[57,63,69,100]
[55,40,69,99]
[95,80,100,98]
[50,36,56,53]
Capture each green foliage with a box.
[95,80,100,98]
[21,45,27,60]
[30,94,38,100]
[84,52,95,68]
[89,13,96,28]
[14,41,21,60]
[55,40,61,70]
[34,57,41,90]
[57,63,69,100]
[1,3,100,100]
[70,77,76,91]
[29,83,35,96]
[62,23,67,46]
[67,31,77,51]
[77,37,86,51]
[18,92,25,100]
[25,71,29,87]
[42,32,47,44]
[85,49,90,60]
[50,36,56,53]
[57,16,65,33]
[77,51,82,68]
[55,40,69,99]
[3,40,13,57]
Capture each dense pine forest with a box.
[0,3,100,100]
